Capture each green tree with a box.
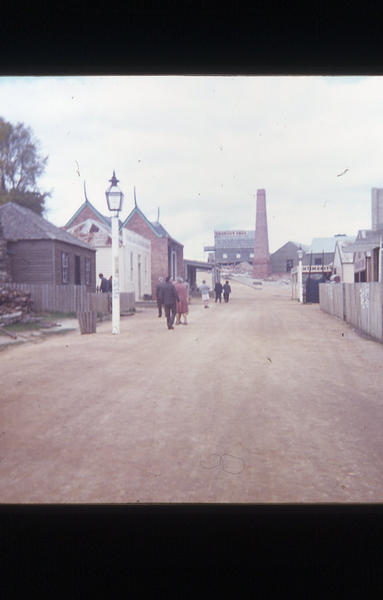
[0,117,50,215]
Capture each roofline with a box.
[121,206,163,238]
[168,236,184,248]
[0,202,96,250]
[64,199,111,229]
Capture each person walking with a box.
[159,276,179,329]
[108,276,113,292]
[98,273,109,293]
[155,276,165,317]
[199,280,210,308]
[223,280,232,303]
[214,280,223,303]
[174,276,189,325]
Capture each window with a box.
[61,252,69,284]
[85,258,91,285]
[222,253,228,259]
[315,258,322,265]
[74,255,81,285]
[236,253,241,259]
[249,253,254,258]
[286,259,293,272]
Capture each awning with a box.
[343,241,382,253]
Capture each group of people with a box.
[200,279,231,308]
[156,276,189,330]
[98,273,112,293]
[156,276,232,328]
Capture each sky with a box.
[1,75,382,261]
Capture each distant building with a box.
[303,235,353,268]
[346,229,382,282]
[344,188,383,282]
[271,241,306,274]
[332,237,356,283]
[204,230,255,265]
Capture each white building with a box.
[65,203,151,300]
[332,237,355,283]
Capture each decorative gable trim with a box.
[64,200,111,229]
[122,206,163,238]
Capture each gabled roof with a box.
[345,229,383,254]
[122,205,163,238]
[122,205,183,246]
[290,241,310,252]
[64,198,111,229]
[334,236,356,263]
[0,202,94,250]
[308,236,353,254]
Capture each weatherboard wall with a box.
[7,239,96,291]
[320,282,383,342]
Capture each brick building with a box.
[122,203,184,299]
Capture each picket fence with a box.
[319,282,383,342]
[1,283,135,314]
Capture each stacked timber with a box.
[0,287,33,324]
[77,311,97,334]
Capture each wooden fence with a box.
[319,282,383,342]
[1,283,135,315]
[89,292,135,314]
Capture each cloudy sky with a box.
[1,75,382,260]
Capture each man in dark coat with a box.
[159,276,179,329]
[223,280,232,303]
[155,276,166,317]
[214,280,223,303]
[98,273,109,293]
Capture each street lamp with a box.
[297,247,303,303]
[105,171,124,334]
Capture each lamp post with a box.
[105,171,124,334]
[297,247,303,303]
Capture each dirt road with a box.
[1,279,383,503]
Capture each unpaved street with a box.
[1,279,383,503]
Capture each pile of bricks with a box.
[0,287,33,325]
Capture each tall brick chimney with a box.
[252,189,272,278]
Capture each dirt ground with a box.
[1,278,383,503]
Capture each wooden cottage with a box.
[0,202,96,290]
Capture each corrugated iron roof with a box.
[0,202,95,250]
[308,236,353,254]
